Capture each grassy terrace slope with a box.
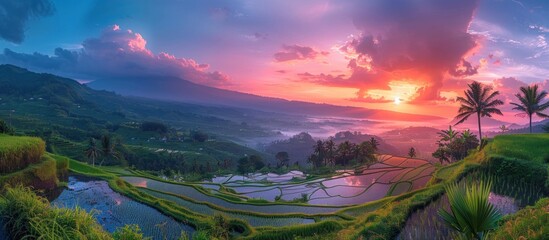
[0,135,45,174]
[0,135,65,191]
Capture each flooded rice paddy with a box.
[51,176,194,240]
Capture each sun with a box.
[394,97,401,105]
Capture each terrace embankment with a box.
[0,135,67,191]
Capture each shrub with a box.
[113,224,148,240]
[438,180,502,239]
[0,119,14,135]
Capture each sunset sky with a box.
[1,0,549,123]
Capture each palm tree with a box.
[408,147,416,158]
[455,81,504,142]
[439,125,459,142]
[510,85,549,133]
[324,139,336,166]
[100,135,119,166]
[369,137,380,152]
[498,125,509,133]
[439,180,502,239]
[84,138,100,166]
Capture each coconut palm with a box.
[369,137,380,152]
[510,85,549,133]
[324,139,336,166]
[439,125,459,142]
[99,134,119,166]
[455,81,504,142]
[498,125,509,133]
[408,147,416,158]
[439,180,502,239]
[84,138,100,166]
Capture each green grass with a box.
[0,134,45,174]
[490,134,549,164]
[0,185,112,240]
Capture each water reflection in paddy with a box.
[122,176,342,214]
[52,176,194,240]
[207,155,435,205]
[125,155,435,208]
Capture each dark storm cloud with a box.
[0,0,54,43]
[274,44,328,62]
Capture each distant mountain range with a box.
[87,74,443,122]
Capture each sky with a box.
[1,0,549,123]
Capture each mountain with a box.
[88,75,444,122]
[380,127,442,160]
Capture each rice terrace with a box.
[1,0,549,239]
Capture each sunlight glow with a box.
[394,97,401,105]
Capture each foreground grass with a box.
[0,185,112,239]
[490,197,548,240]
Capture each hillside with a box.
[0,65,272,172]
[380,126,441,160]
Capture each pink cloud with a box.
[298,0,481,103]
[1,25,230,87]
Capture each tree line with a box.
[306,138,380,168]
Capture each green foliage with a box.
[438,180,502,239]
[490,198,548,240]
[0,185,112,240]
[113,224,149,240]
[140,121,168,134]
[0,119,14,134]
[454,81,504,140]
[433,127,479,163]
[0,135,45,174]
[237,155,265,174]
[308,139,377,168]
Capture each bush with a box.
[0,119,14,135]
[0,135,45,174]
[113,224,148,240]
